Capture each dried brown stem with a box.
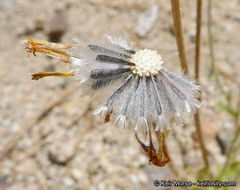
[193,0,210,173]
[194,110,210,169]
[170,0,189,74]
[169,0,190,179]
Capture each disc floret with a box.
[130,49,164,77]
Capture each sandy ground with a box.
[0,0,240,189]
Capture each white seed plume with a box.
[70,36,200,132]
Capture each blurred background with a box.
[0,0,240,189]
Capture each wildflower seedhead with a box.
[130,49,163,77]
[24,35,200,167]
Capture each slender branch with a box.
[170,0,189,74]
[194,111,210,168]
[194,0,210,173]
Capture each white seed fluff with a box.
[69,36,200,132]
[130,49,164,77]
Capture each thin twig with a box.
[169,0,189,179]
[194,0,210,173]
[194,111,210,169]
[0,87,78,161]
[170,0,189,74]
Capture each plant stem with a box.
[170,0,189,74]
[194,0,210,173]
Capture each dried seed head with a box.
[25,35,201,168]
[24,36,200,133]
[130,49,164,77]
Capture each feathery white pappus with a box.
[70,35,201,132]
